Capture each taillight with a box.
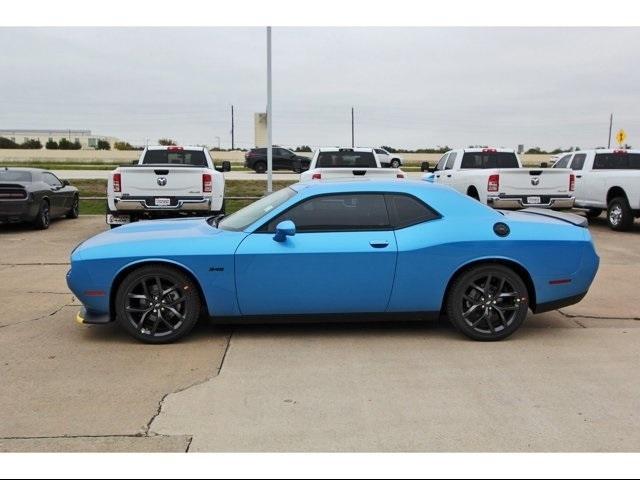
[569,173,575,192]
[202,173,212,193]
[487,174,499,192]
[482,148,497,153]
[396,173,405,179]
[202,173,213,193]
[113,173,121,193]
[311,173,322,180]
[167,146,183,152]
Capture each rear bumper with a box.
[533,292,587,314]
[0,199,38,222]
[488,195,575,209]
[113,196,212,212]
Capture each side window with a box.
[445,152,457,170]
[553,155,572,169]
[385,194,440,229]
[570,154,586,171]
[435,154,449,171]
[374,149,386,155]
[264,194,390,232]
[43,172,62,188]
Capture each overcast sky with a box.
[1,27,638,150]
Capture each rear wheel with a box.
[446,264,529,341]
[33,200,50,230]
[115,265,202,344]
[607,197,633,231]
[467,187,480,201]
[390,159,401,169]
[66,195,79,219]
[254,161,267,174]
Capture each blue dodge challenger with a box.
[67,180,599,343]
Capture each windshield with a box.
[142,149,207,166]
[0,170,32,182]
[217,187,298,231]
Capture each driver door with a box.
[234,193,398,315]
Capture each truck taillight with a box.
[167,146,183,152]
[482,148,497,153]
[113,173,121,193]
[569,173,575,192]
[487,174,499,192]
[202,173,212,193]
[312,173,322,180]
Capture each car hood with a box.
[72,217,246,261]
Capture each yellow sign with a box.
[615,129,627,146]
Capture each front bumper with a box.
[113,196,212,211]
[488,195,575,209]
[76,306,112,325]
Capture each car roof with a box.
[459,148,516,153]
[292,179,453,195]
[574,148,640,154]
[316,147,376,153]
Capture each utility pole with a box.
[266,26,273,193]
[231,105,235,150]
[608,113,613,149]
[351,107,355,148]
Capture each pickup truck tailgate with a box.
[498,168,571,195]
[118,167,204,196]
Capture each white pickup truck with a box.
[552,148,640,230]
[106,146,229,227]
[300,147,405,182]
[424,148,575,209]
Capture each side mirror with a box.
[420,161,430,172]
[62,179,70,186]
[273,220,296,242]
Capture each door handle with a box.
[369,240,389,248]
[576,175,582,178]
[446,174,452,177]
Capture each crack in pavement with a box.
[0,301,72,329]
[557,309,640,321]
[145,331,234,442]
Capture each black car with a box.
[0,167,79,229]
[244,147,311,173]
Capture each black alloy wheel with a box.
[34,200,50,230]
[67,195,80,219]
[446,264,529,341]
[115,265,201,343]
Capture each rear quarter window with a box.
[461,152,519,169]
[385,194,440,229]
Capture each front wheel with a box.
[115,265,202,344]
[607,197,634,231]
[254,162,267,174]
[446,264,529,341]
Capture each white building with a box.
[0,129,120,149]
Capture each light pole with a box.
[215,136,221,149]
[266,26,273,194]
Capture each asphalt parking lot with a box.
[0,215,639,452]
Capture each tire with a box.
[446,264,529,341]
[33,200,50,230]
[66,195,79,219]
[607,197,634,231]
[585,208,602,219]
[390,159,401,169]
[254,161,267,174]
[115,265,202,344]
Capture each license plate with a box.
[527,196,541,204]
[107,214,130,225]
[154,197,171,206]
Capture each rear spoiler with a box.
[515,208,588,228]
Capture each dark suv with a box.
[244,147,311,173]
